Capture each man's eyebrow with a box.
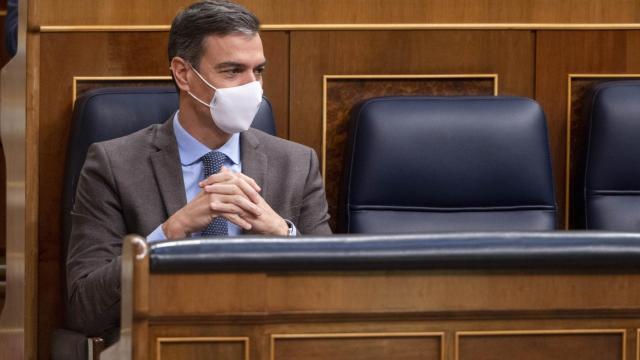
[214,61,267,70]
[215,61,246,70]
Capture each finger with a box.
[219,167,261,193]
[229,176,261,204]
[203,183,243,196]
[199,172,234,187]
[222,213,253,230]
[236,172,261,192]
[204,180,260,205]
[209,201,244,215]
[220,194,263,217]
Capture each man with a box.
[66,0,331,339]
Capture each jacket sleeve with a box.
[66,143,125,336]
[297,148,332,235]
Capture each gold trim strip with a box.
[0,10,7,16]
[457,329,626,336]
[270,332,445,360]
[564,74,640,229]
[156,336,249,360]
[321,73,498,181]
[455,329,626,360]
[72,75,172,105]
[38,23,640,32]
[40,25,171,32]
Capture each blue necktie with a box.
[200,151,229,236]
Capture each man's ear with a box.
[170,57,191,92]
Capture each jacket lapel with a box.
[240,130,268,235]
[150,116,188,217]
[241,129,268,197]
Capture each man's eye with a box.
[254,68,265,74]
[223,69,241,75]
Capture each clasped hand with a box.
[162,167,288,239]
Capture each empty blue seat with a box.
[342,96,557,233]
[584,81,640,230]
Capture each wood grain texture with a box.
[535,30,640,228]
[290,30,533,156]
[273,335,441,360]
[146,271,640,316]
[158,339,246,360]
[325,77,495,230]
[146,325,259,360]
[34,30,289,360]
[457,332,623,360]
[32,0,640,26]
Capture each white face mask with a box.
[187,66,263,134]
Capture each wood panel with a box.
[535,30,640,228]
[324,76,496,230]
[457,331,624,360]
[273,333,442,360]
[35,30,289,360]
[157,337,247,360]
[138,321,640,360]
[32,0,640,26]
[147,271,640,316]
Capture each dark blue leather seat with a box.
[342,96,557,233]
[54,87,276,360]
[584,81,640,230]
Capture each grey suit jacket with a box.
[66,118,331,336]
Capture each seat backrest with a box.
[342,96,557,233]
[584,81,640,230]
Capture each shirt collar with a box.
[173,111,240,166]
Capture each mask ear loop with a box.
[187,90,214,108]
[186,64,218,107]
[189,64,218,90]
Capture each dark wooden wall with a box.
[22,1,640,358]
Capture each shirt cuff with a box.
[146,224,167,242]
[284,219,298,236]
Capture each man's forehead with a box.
[201,33,265,66]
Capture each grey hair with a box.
[168,0,260,69]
